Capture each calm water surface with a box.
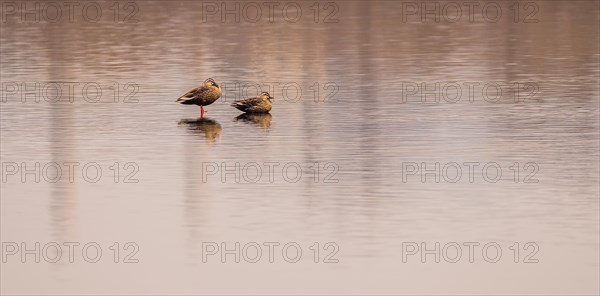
[1,1,599,294]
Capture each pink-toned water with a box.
[1,1,599,294]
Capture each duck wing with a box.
[231,96,261,112]
[176,86,209,104]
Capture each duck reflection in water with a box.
[178,117,222,142]
[235,113,272,129]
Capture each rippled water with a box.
[1,1,599,294]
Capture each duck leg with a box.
[200,106,205,117]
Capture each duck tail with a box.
[231,101,249,111]
[176,96,192,104]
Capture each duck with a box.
[176,78,222,117]
[231,92,273,113]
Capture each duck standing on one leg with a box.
[231,92,273,113]
[176,78,222,117]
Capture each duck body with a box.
[176,78,222,116]
[231,92,273,113]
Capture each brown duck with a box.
[176,78,222,117]
[231,92,273,113]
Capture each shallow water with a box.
[1,1,599,294]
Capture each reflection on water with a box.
[1,0,599,295]
[48,103,79,243]
[235,113,273,129]
[178,117,222,142]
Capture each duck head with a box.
[261,92,274,102]
[204,78,220,88]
